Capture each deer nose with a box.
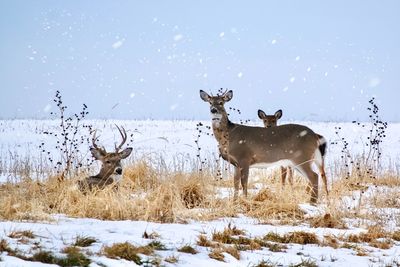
[210,107,218,114]
[115,168,122,175]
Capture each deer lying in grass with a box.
[200,90,328,203]
[257,109,294,186]
[258,109,328,195]
[78,126,132,191]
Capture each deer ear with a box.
[275,109,283,119]
[257,109,266,119]
[223,90,233,102]
[199,90,211,102]
[90,148,105,160]
[119,147,133,159]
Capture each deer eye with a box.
[218,101,223,105]
[105,160,111,164]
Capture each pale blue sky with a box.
[0,1,399,121]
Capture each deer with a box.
[78,126,133,191]
[258,109,328,195]
[200,89,328,204]
[257,109,294,186]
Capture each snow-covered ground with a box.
[0,119,400,266]
[1,213,399,267]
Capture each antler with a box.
[91,129,107,154]
[115,125,127,152]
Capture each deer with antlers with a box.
[200,90,328,203]
[78,126,132,191]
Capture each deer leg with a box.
[240,165,250,197]
[233,167,241,200]
[280,166,286,186]
[319,164,329,196]
[297,164,319,204]
[287,167,294,186]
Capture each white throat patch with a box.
[211,114,223,127]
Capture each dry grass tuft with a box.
[8,230,35,239]
[123,160,160,190]
[208,248,225,262]
[252,188,278,202]
[102,242,142,264]
[178,245,198,254]
[392,230,400,241]
[263,231,319,245]
[179,174,206,209]
[209,245,240,261]
[340,225,394,249]
[144,183,177,223]
[284,231,320,244]
[197,235,214,247]
[73,236,97,247]
[252,259,279,267]
[165,254,179,263]
[60,246,91,267]
[358,225,388,242]
[322,235,340,249]
[0,239,17,256]
[310,213,347,229]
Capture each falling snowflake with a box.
[112,39,124,49]
[173,34,183,41]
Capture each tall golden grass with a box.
[0,155,399,227]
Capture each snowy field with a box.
[1,119,399,178]
[0,119,400,266]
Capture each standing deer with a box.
[78,126,133,191]
[200,90,327,203]
[257,109,294,186]
[258,109,328,195]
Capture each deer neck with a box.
[211,113,234,155]
[93,168,113,181]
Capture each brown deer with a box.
[78,126,132,191]
[200,90,328,203]
[258,109,328,195]
[257,109,294,186]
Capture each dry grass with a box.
[165,254,179,263]
[242,184,306,222]
[309,213,347,229]
[197,235,214,247]
[123,160,160,190]
[102,242,142,264]
[263,231,320,245]
[0,161,309,223]
[8,230,35,239]
[209,245,240,261]
[178,245,198,254]
[0,154,399,233]
[392,230,400,241]
[73,236,97,247]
